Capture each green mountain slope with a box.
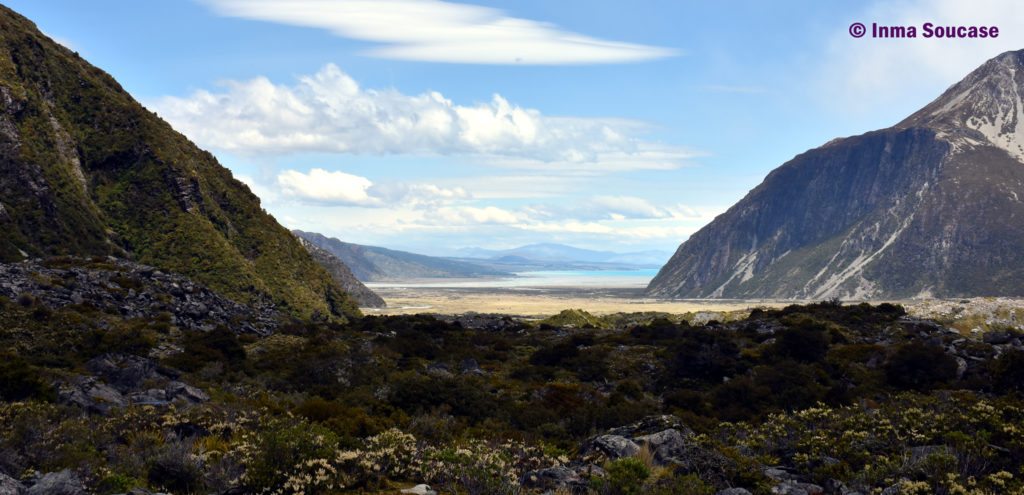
[0,5,358,319]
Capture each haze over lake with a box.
[366,269,659,289]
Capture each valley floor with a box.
[364,286,777,317]
[365,286,1024,334]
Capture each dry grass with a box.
[365,287,783,317]
[634,443,656,470]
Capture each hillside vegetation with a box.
[0,5,357,320]
[2,268,1023,494]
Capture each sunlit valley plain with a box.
[2,2,1024,495]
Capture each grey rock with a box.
[607,414,691,438]
[87,354,160,390]
[87,381,126,407]
[717,489,752,495]
[881,484,902,495]
[634,428,691,464]
[590,434,640,459]
[0,259,279,335]
[522,466,581,491]
[764,467,795,481]
[955,357,968,379]
[166,381,209,403]
[425,362,453,378]
[984,331,1015,345]
[0,473,25,495]
[26,470,85,495]
[58,377,125,414]
[460,358,484,375]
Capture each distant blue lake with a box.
[366,269,659,289]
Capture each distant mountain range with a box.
[0,6,359,320]
[294,231,510,281]
[296,232,667,282]
[648,49,1024,300]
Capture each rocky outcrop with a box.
[527,415,732,492]
[24,470,85,495]
[649,49,1024,300]
[0,473,24,495]
[56,354,209,414]
[0,258,279,334]
[295,236,385,308]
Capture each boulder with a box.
[26,470,85,495]
[984,331,1015,345]
[57,377,125,414]
[607,414,692,437]
[522,466,582,491]
[87,354,159,389]
[590,435,640,459]
[717,489,753,495]
[166,381,209,403]
[770,481,824,495]
[634,428,691,463]
[0,473,25,495]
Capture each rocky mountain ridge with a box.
[295,236,386,308]
[648,49,1024,299]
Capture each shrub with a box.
[990,349,1024,393]
[667,328,740,383]
[242,418,339,492]
[0,353,53,402]
[647,473,715,495]
[596,457,651,495]
[148,438,204,494]
[165,326,246,372]
[885,344,958,391]
[773,322,831,363]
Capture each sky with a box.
[8,0,1023,256]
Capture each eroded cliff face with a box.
[648,50,1024,300]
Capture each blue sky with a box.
[8,0,1021,255]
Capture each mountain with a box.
[295,236,385,308]
[648,49,1024,300]
[294,231,510,281]
[455,243,670,267]
[0,6,358,319]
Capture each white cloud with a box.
[433,205,521,225]
[403,200,723,240]
[278,168,378,205]
[588,196,676,219]
[275,167,467,206]
[819,0,1024,113]
[523,196,710,222]
[202,0,675,65]
[151,64,694,171]
[371,183,470,206]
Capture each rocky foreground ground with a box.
[1,258,1023,494]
